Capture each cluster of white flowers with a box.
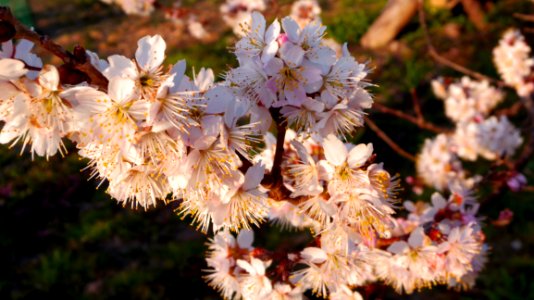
[220,0,267,35]
[227,12,371,136]
[205,183,486,299]
[100,0,155,16]
[290,0,321,28]
[421,70,523,190]
[0,8,507,299]
[493,29,534,97]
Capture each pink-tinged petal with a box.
[280,43,304,67]
[250,12,266,38]
[205,86,234,114]
[250,105,272,133]
[201,115,223,138]
[38,65,60,91]
[135,35,166,73]
[243,163,265,191]
[170,59,186,85]
[284,85,306,107]
[408,227,425,248]
[308,46,336,66]
[0,58,27,80]
[347,143,373,169]
[194,68,214,91]
[301,247,327,264]
[322,134,347,166]
[301,61,323,93]
[265,19,281,44]
[264,57,283,76]
[431,192,447,209]
[261,41,279,65]
[387,241,409,254]
[237,229,254,249]
[108,77,137,104]
[281,17,300,43]
[104,55,137,79]
[265,77,278,96]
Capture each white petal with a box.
[108,77,137,103]
[0,58,27,80]
[38,65,60,91]
[387,241,409,254]
[205,86,234,114]
[301,247,327,264]
[281,17,300,43]
[135,35,166,72]
[347,143,373,169]
[280,43,304,67]
[236,259,256,275]
[408,227,425,248]
[61,86,110,114]
[322,134,347,166]
[103,55,137,79]
[237,229,254,249]
[243,163,265,191]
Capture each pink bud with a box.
[277,33,288,46]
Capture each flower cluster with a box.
[100,0,155,16]
[420,72,523,190]
[493,29,534,97]
[205,184,486,298]
[290,0,321,28]
[227,12,372,137]
[220,0,267,35]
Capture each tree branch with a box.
[372,102,450,133]
[365,117,416,162]
[0,6,108,90]
[416,0,503,86]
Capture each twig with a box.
[372,102,449,133]
[365,117,416,162]
[495,102,522,117]
[410,88,423,121]
[416,0,504,86]
[514,13,534,22]
[0,6,108,90]
[460,0,487,31]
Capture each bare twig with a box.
[372,102,450,133]
[495,102,523,117]
[460,0,487,31]
[410,88,424,121]
[416,0,504,86]
[0,6,108,90]
[513,13,534,22]
[365,117,416,162]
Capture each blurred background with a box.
[0,0,533,299]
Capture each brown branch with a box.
[416,0,504,86]
[365,117,416,162]
[0,6,108,90]
[410,88,423,121]
[460,0,487,31]
[513,13,534,22]
[372,102,450,133]
[495,102,522,117]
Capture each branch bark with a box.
[372,102,450,133]
[0,6,108,90]
[365,117,416,162]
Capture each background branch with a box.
[0,6,108,90]
[365,117,416,162]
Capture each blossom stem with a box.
[0,6,108,90]
[364,117,416,162]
